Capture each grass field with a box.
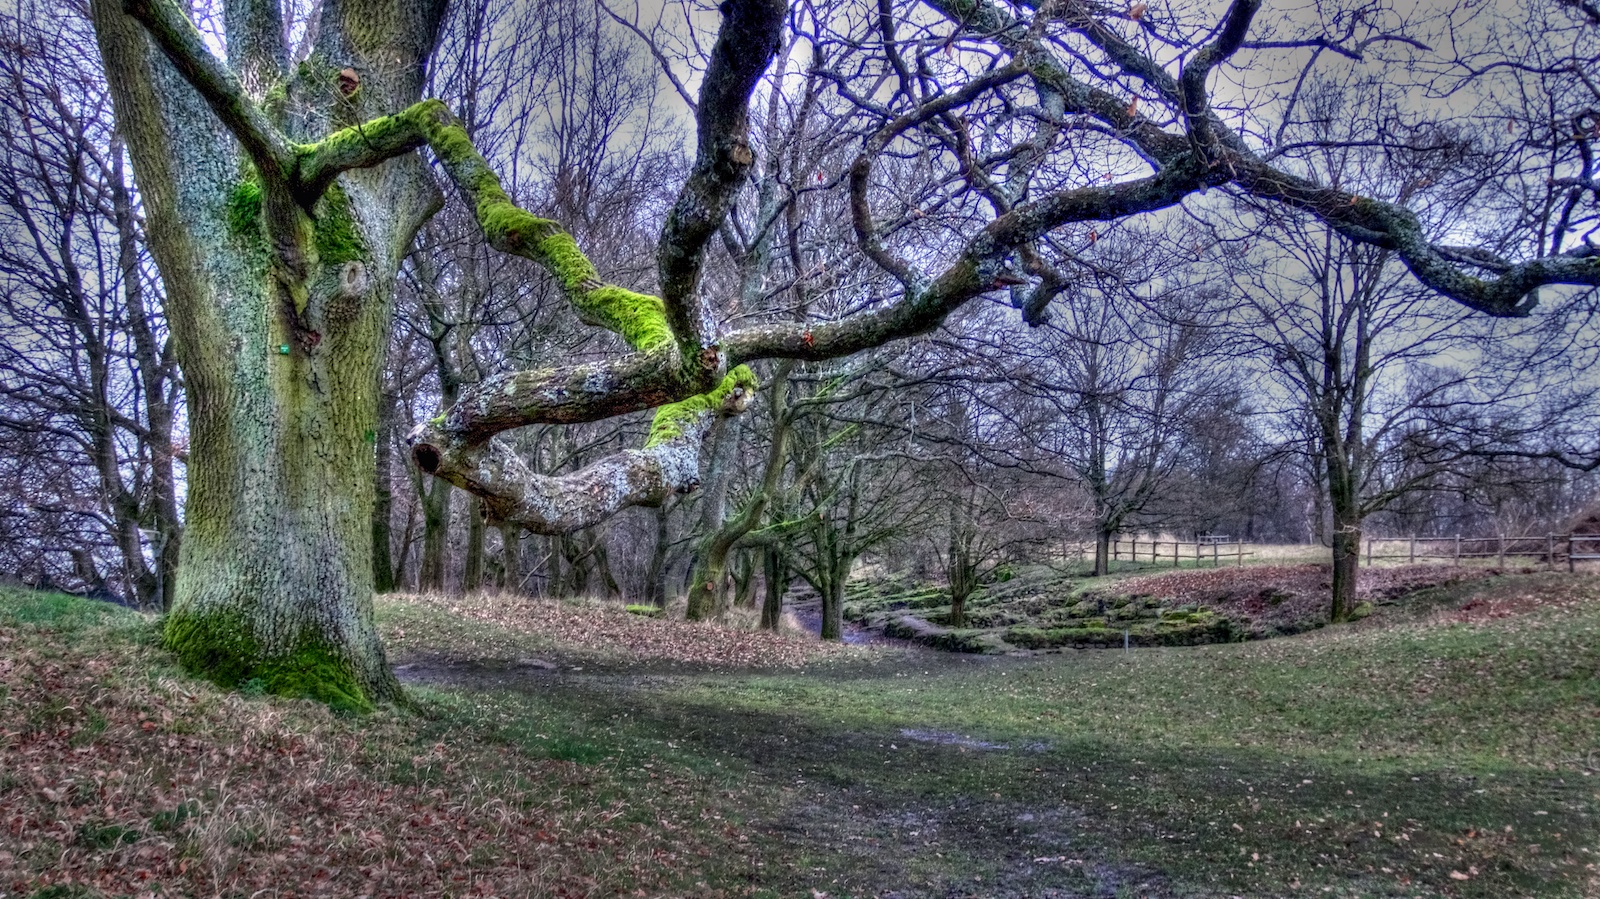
[3,570,1599,897]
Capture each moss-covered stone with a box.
[163,610,373,714]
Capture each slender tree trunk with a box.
[686,419,738,619]
[644,503,672,608]
[1329,485,1362,623]
[1094,526,1113,577]
[498,523,521,594]
[371,392,398,593]
[760,546,785,631]
[734,551,756,608]
[593,535,622,598]
[112,140,179,610]
[418,479,452,592]
[462,494,485,593]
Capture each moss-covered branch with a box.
[296,100,679,353]
[414,367,758,535]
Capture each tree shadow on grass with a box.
[406,659,1596,899]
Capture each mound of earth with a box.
[845,563,1503,653]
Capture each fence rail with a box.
[1111,538,1254,568]
[1363,534,1600,571]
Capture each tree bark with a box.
[1328,469,1362,622]
[418,478,452,593]
[92,0,446,708]
[759,545,785,631]
[497,523,522,594]
[644,503,673,608]
[463,493,486,593]
[686,418,739,619]
[1093,527,1113,577]
[371,392,398,593]
[819,569,845,642]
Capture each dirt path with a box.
[394,652,1170,898]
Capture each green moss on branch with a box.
[646,366,757,447]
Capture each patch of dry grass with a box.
[382,591,859,670]
[0,589,761,898]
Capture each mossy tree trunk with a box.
[92,0,447,707]
[686,362,794,620]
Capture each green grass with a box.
[503,572,1600,897]
[0,585,143,631]
[5,574,1597,897]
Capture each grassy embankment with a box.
[3,570,1599,897]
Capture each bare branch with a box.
[656,0,787,352]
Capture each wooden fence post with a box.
[1366,538,1372,566]
[1212,542,1219,567]
[1409,537,1415,564]
[1455,535,1461,564]
[1548,534,1555,572]
[1497,535,1505,568]
[1571,534,1577,573]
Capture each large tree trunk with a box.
[92,0,443,708]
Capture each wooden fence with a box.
[1111,537,1254,568]
[1363,534,1600,571]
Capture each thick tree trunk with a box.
[819,572,844,642]
[91,0,443,709]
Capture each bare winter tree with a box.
[86,0,1600,707]
[0,1,180,609]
